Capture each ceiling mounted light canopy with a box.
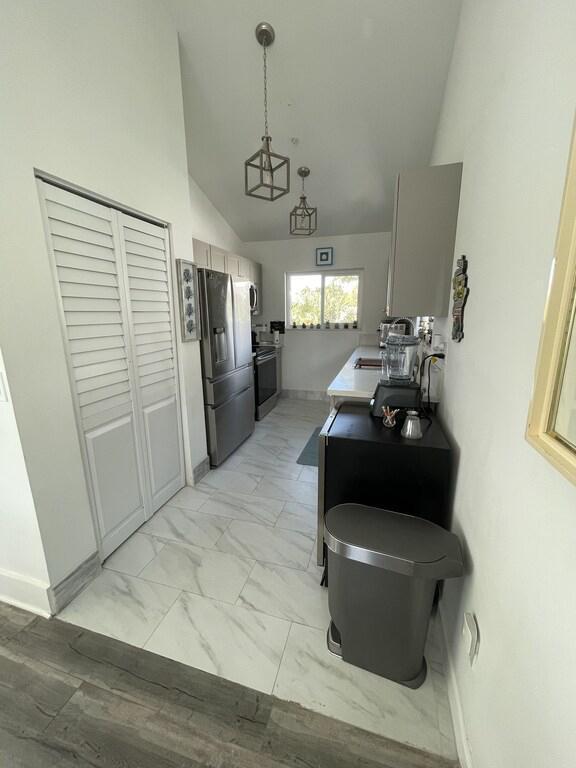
[244,22,290,201]
[290,167,317,236]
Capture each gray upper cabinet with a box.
[238,255,251,279]
[225,252,240,277]
[192,239,263,312]
[209,246,227,273]
[386,162,462,317]
[192,238,211,268]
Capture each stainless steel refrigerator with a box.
[198,268,255,466]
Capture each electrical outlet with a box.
[462,612,480,665]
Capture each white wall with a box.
[0,0,228,608]
[243,233,390,393]
[188,175,242,253]
[431,3,576,767]
[0,349,51,615]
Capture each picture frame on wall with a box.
[315,246,334,267]
[176,259,201,341]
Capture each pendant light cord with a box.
[263,43,269,136]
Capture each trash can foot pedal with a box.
[398,658,427,689]
[326,621,342,657]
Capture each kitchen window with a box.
[286,270,362,328]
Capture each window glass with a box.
[323,274,359,324]
[287,272,361,327]
[288,274,322,326]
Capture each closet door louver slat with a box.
[119,212,184,511]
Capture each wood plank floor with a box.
[0,601,459,767]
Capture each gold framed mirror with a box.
[527,121,576,484]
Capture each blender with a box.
[370,318,421,416]
[380,318,420,383]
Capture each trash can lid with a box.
[324,504,463,579]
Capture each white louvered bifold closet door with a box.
[38,181,184,558]
[118,213,184,511]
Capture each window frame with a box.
[285,268,364,329]
[526,121,576,485]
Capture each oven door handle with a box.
[255,353,277,365]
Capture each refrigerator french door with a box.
[198,269,255,466]
[38,180,185,558]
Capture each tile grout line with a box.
[234,558,258,608]
[140,586,183,651]
[270,619,295,696]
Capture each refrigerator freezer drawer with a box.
[205,385,255,466]
[203,364,254,407]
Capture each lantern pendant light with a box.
[244,22,290,201]
[290,167,317,235]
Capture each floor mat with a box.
[297,427,322,466]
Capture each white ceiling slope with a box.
[168,0,461,241]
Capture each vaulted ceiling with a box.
[168,0,461,241]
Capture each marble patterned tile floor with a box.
[58,397,458,762]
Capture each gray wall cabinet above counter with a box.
[193,239,262,316]
[386,162,462,317]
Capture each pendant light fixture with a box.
[244,22,290,201]
[290,167,317,235]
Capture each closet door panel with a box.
[142,397,181,501]
[119,213,184,511]
[39,181,147,557]
[85,415,145,556]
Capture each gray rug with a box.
[297,427,322,466]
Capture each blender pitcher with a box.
[383,334,420,382]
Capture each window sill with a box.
[286,327,362,332]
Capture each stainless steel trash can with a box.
[325,503,463,688]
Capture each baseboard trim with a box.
[193,456,210,484]
[281,389,329,401]
[0,566,52,617]
[47,552,101,614]
[439,605,473,768]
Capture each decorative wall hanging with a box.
[244,22,290,201]
[316,247,334,267]
[290,167,317,235]
[451,255,469,342]
[176,260,200,341]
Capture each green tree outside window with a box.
[288,273,360,326]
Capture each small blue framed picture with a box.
[316,246,334,266]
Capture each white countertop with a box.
[327,346,383,399]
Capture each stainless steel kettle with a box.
[401,410,423,440]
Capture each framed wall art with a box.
[176,260,201,341]
[315,246,334,267]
